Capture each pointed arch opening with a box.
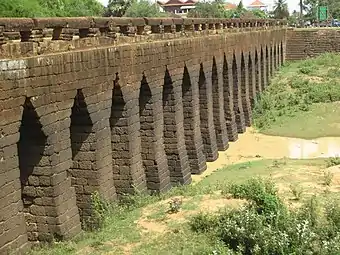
[248,52,255,106]
[265,46,270,83]
[18,97,47,242]
[70,89,93,219]
[222,53,238,141]
[232,53,245,133]
[181,65,207,174]
[110,75,128,194]
[280,42,284,65]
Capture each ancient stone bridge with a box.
[0,17,286,254]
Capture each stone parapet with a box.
[0,17,286,58]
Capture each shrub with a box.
[191,179,340,254]
[82,191,112,231]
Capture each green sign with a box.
[318,6,328,21]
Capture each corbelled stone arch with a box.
[198,62,218,161]
[232,52,246,133]
[139,74,171,193]
[17,96,81,243]
[70,87,116,223]
[222,53,238,142]
[110,74,147,195]
[211,56,229,151]
[181,65,207,174]
[240,52,252,127]
[17,97,48,243]
[162,67,191,186]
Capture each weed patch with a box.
[191,178,340,255]
[253,53,340,137]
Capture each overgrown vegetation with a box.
[0,0,105,17]
[253,53,340,138]
[191,178,340,255]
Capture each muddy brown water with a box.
[193,127,340,182]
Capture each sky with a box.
[98,0,300,13]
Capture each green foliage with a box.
[0,0,104,17]
[326,156,340,167]
[105,0,135,17]
[83,191,112,231]
[0,0,46,17]
[188,1,227,18]
[253,53,340,130]
[226,178,285,216]
[124,0,166,17]
[168,198,183,213]
[323,170,334,186]
[273,0,289,19]
[290,183,304,200]
[191,180,340,255]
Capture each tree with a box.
[273,0,289,19]
[188,1,226,18]
[237,1,244,10]
[0,0,104,17]
[105,0,135,17]
[124,0,166,17]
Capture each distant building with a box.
[246,0,268,12]
[224,2,237,10]
[157,0,197,17]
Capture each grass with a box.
[253,53,340,139]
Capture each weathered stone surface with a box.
[286,29,340,60]
[0,19,286,254]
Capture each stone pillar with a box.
[110,82,147,195]
[240,53,252,127]
[198,63,218,162]
[248,52,256,107]
[266,46,271,84]
[223,55,238,142]
[163,69,191,186]
[262,47,268,90]
[274,44,278,70]
[181,66,207,174]
[20,97,81,243]
[255,50,262,94]
[232,54,246,133]
[0,101,30,254]
[281,42,285,65]
[70,88,116,220]
[139,76,171,193]
[270,46,275,76]
[212,58,229,151]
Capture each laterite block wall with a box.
[286,28,340,60]
[0,17,286,254]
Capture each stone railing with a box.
[0,17,287,58]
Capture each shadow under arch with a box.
[17,97,47,241]
[70,89,93,219]
[181,65,207,174]
[232,52,246,133]
[110,74,129,194]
